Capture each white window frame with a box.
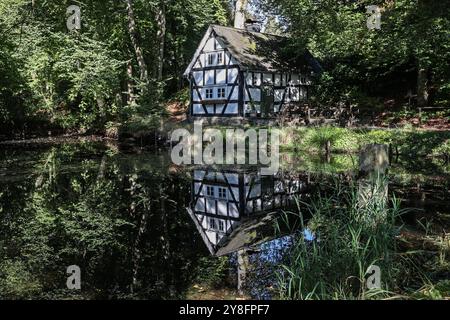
[216,87,227,99]
[208,218,217,230]
[289,86,300,101]
[218,219,225,232]
[218,187,228,200]
[205,88,214,100]
[206,185,215,197]
[205,51,224,66]
[217,52,223,65]
[207,53,215,66]
[207,218,226,232]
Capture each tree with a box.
[125,0,149,86]
[0,0,234,136]
[156,1,166,81]
[256,0,450,108]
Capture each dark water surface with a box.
[0,141,449,299]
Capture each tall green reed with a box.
[276,177,407,300]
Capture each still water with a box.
[0,141,449,299]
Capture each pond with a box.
[0,141,449,299]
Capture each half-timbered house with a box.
[183,24,322,118]
[187,168,310,256]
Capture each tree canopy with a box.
[254,0,450,108]
[0,0,448,137]
[0,0,232,136]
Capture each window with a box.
[206,186,215,197]
[206,52,223,66]
[208,218,225,232]
[217,52,223,65]
[218,187,227,199]
[209,218,217,230]
[205,88,213,99]
[217,87,226,99]
[207,53,215,66]
[218,220,225,232]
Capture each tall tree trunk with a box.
[131,209,149,293]
[159,185,170,261]
[96,155,107,182]
[156,2,166,81]
[126,60,135,105]
[125,0,148,88]
[234,0,248,29]
[417,67,429,108]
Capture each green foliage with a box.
[300,126,360,153]
[284,153,358,174]
[195,256,231,289]
[432,139,450,157]
[276,179,404,300]
[258,0,450,107]
[0,260,43,299]
[21,31,124,129]
[0,142,210,299]
[282,126,450,157]
[410,281,450,300]
[0,0,233,136]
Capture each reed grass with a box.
[275,177,408,300]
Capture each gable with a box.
[183,26,240,77]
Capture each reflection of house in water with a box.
[187,168,310,256]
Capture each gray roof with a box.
[211,25,322,73]
[184,25,322,76]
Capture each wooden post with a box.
[325,140,331,154]
[237,249,249,296]
[325,140,331,163]
[359,144,389,178]
[358,144,390,223]
[388,143,394,164]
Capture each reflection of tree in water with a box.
[1,143,449,299]
[232,235,294,299]
[0,143,210,299]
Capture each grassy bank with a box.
[279,126,450,159]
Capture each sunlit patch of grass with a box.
[292,126,360,153]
